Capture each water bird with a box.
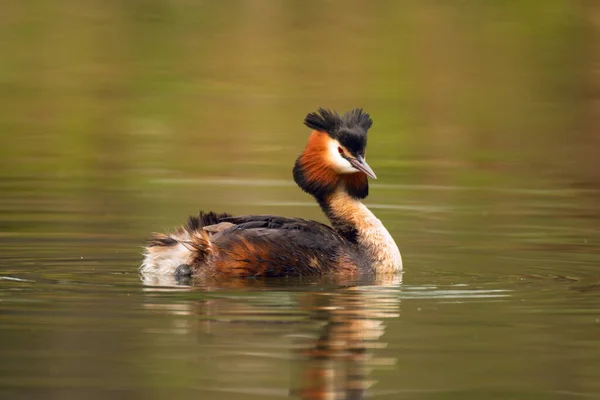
[141,108,402,278]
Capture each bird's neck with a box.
[318,187,402,274]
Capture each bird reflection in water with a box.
[141,274,401,400]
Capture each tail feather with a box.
[188,229,213,261]
[187,211,232,231]
[140,211,230,276]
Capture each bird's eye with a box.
[337,147,344,155]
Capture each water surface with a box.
[1,2,600,399]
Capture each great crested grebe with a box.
[141,108,402,278]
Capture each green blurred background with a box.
[1,0,599,241]
[2,1,599,184]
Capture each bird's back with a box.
[142,212,366,278]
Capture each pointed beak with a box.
[350,156,377,179]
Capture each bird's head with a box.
[293,108,375,200]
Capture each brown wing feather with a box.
[204,228,361,278]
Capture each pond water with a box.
[1,2,600,399]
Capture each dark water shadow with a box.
[140,273,402,400]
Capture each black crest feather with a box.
[303,108,373,155]
[304,108,373,134]
[304,108,342,134]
